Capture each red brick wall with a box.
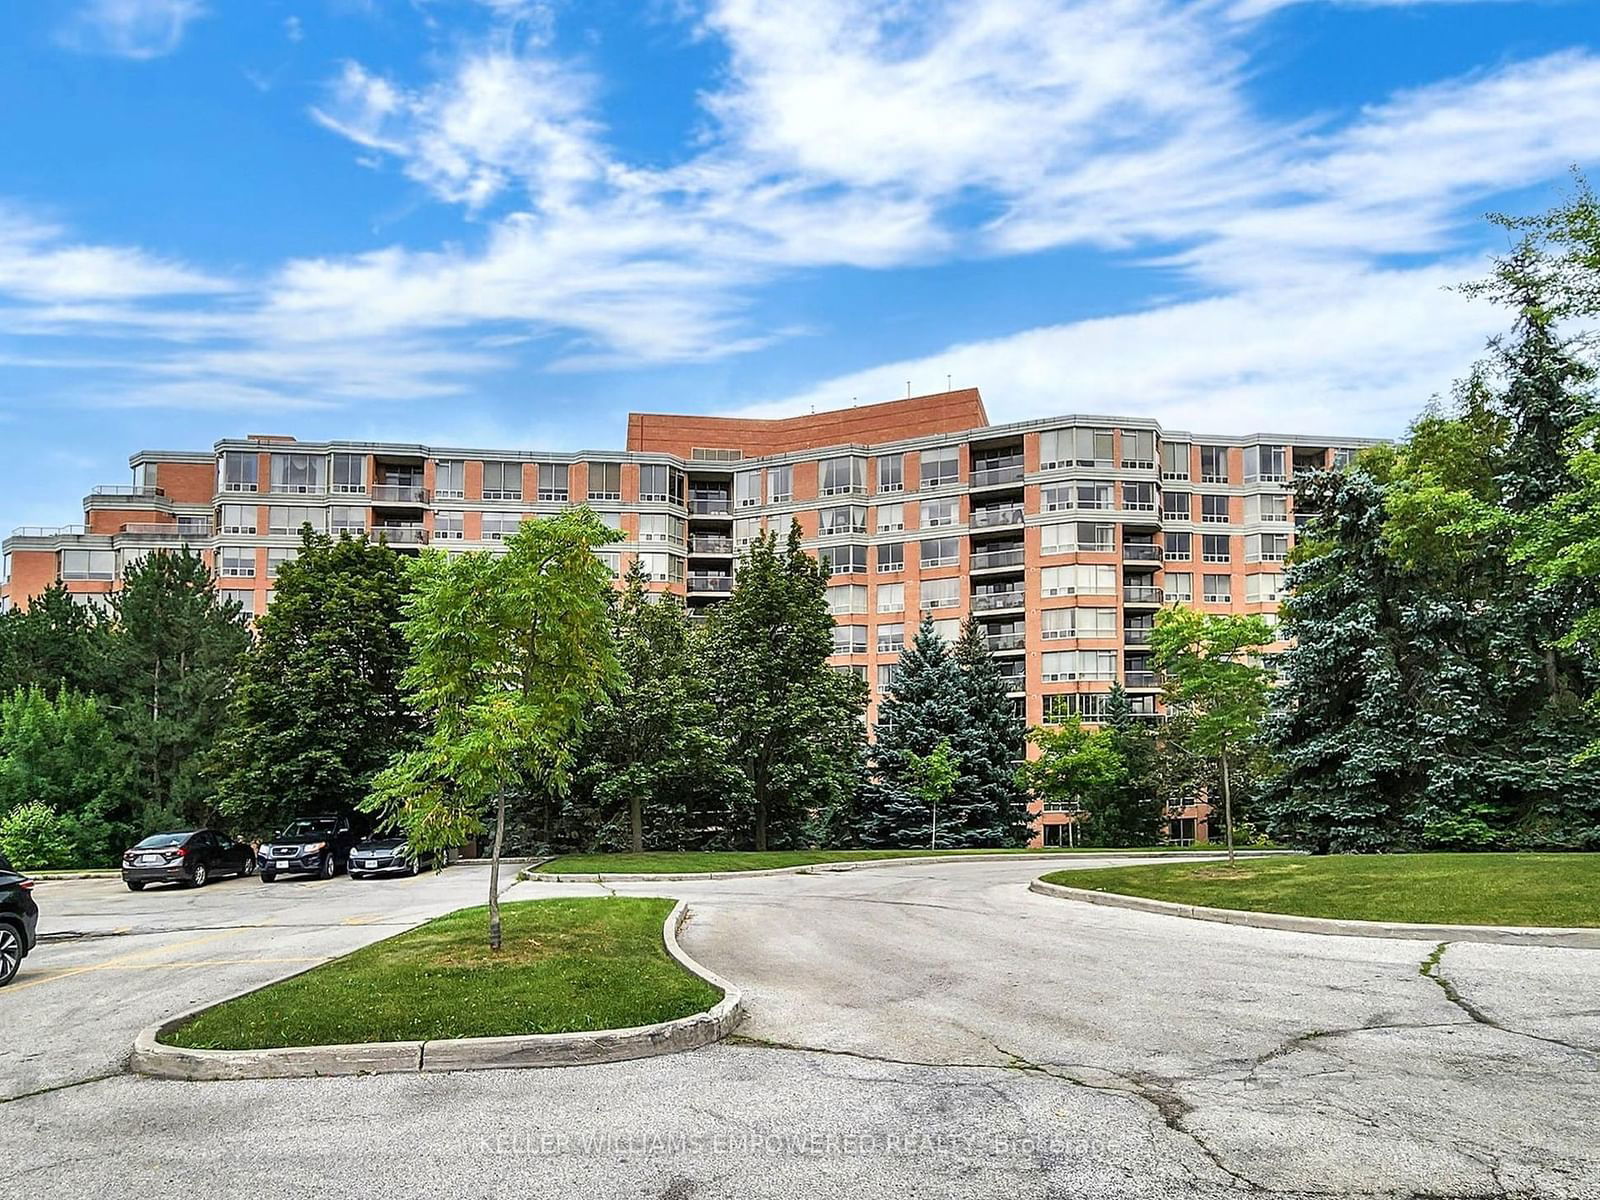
[626,389,989,457]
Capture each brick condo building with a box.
[0,389,1375,845]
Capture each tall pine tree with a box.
[951,616,1030,845]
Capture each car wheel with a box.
[320,854,336,880]
[243,857,257,877]
[410,857,421,877]
[0,924,20,987]
[126,880,146,892]
[190,863,208,888]
[260,872,276,883]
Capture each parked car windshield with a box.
[133,832,190,850]
[280,819,338,839]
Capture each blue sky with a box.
[1,0,1597,537]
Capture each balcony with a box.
[971,590,1025,613]
[985,632,1026,652]
[1124,585,1164,606]
[687,574,734,593]
[689,498,733,516]
[971,461,1025,488]
[1122,543,1162,564]
[689,535,734,555]
[371,484,430,505]
[1124,628,1152,645]
[971,506,1024,530]
[11,525,88,538]
[121,523,200,540]
[971,548,1025,570]
[374,526,429,546]
[1125,670,1160,688]
[92,485,164,498]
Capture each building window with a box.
[639,514,685,544]
[331,454,366,495]
[1163,492,1191,520]
[219,451,258,493]
[1073,428,1115,467]
[877,661,902,691]
[1202,495,1230,523]
[331,506,366,535]
[435,460,466,500]
[1246,493,1289,523]
[1245,445,1287,483]
[820,456,866,497]
[538,463,570,502]
[767,464,793,503]
[638,465,684,504]
[1247,533,1289,563]
[1041,607,1116,640]
[877,454,904,494]
[876,503,905,533]
[61,548,117,581]
[483,461,523,501]
[877,582,905,613]
[920,537,959,569]
[268,507,324,536]
[735,471,761,508]
[1202,534,1231,563]
[931,617,962,641]
[218,504,256,535]
[877,542,905,573]
[832,624,868,655]
[1332,447,1357,469]
[1166,572,1193,603]
[921,577,959,609]
[920,498,958,528]
[266,548,298,579]
[919,446,959,489]
[1040,564,1116,596]
[819,544,867,574]
[1203,573,1232,603]
[1043,692,1111,724]
[482,512,520,541]
[1199,446,1228,484]
[435,512,465,540]
[269,453,324,495]
[1122,482,1156,512]
[1079,483,1113,510]
[1120,429,1155,469]
[877,623,906,655]
[1165,531,1192,562]
[819,505,867,536]
[584,462,620,502]
[218,547,255,578]
[1040,522,1113,554]
[734,517,763,548]
[826,584,868,615]
[1161,441,1190,481]
[1246,573,1284,603]
[1042,650,1117,682]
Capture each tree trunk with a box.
[755,798,768,852]
[1220,752,1236,866]
[630,794,643,854]
[488,791,506,951]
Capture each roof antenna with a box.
[906,380,912,398]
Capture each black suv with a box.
[0,850,39,987]
[258,815,362,882]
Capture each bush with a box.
[0,801,76,870]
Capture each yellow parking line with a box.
[340,913,383,926]
[5,925,257,994]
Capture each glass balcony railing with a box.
[371,484,429,504]
[971,507,1024,529]
[687,575,734,592]
[374,526,429,545]
[971,548,1024,570]
[1124,585,1165,605]
[1122,543,1163,562]
[1124,670,1160,688]
[971,463,1025,487]
[985,632,1026,651]
[689,535,734,555]
[971,591,1025,612]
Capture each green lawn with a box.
[535,847,1222,874]
[163,897,722,1050]
[1042,853,1600,927]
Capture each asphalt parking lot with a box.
[4,856,1598,1199]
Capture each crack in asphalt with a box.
[0,1066,126,1107]
[1420,943,1599,1061]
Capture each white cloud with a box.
[732,261,1501,438]
[58,0,207,60]
[1226,0,1523,19]
[0,206,232,301]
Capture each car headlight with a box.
[304,842,326,853]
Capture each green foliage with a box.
[1021,718,1122,829]
[365,509,621,948]
[0,687,135,866]
[950,616,1032,844]
[106,549,251,831]
[211,529,417,837]
[0,800,76,871]
[700,524,867,850]
[0,584,110,699]
[903,739,959,848]
[571,560,745,852]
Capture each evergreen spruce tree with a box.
[0,583,109,698]
[950,616,1030,845]
[862,615,970,846]
[1096,685,1166,846]
[210,529,417,837]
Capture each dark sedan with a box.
[0,850,39,987]
[348,836,441,879]
[122,830,257,890]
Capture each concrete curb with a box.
[525,849,1293,883]
[28,870,123,880]
[1027,879,1600,949]
[130,900,743,1080]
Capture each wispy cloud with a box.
[57,0,208,60]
